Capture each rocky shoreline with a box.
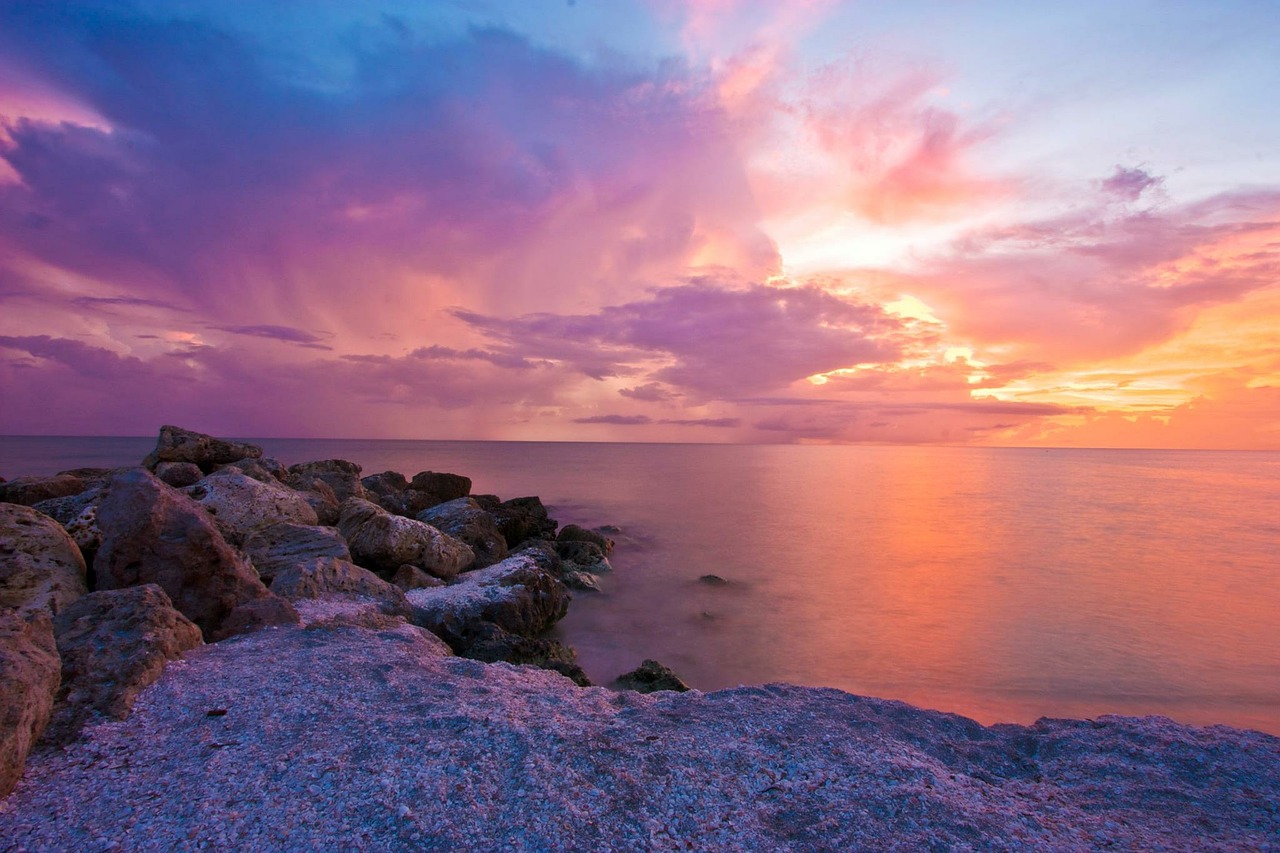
[2,425,1278,849]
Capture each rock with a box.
[391,564,445,591]
[291,477,341,526]
[33,489,103,568]
[46,584,202,743]
[361,471,408,500]
[615,659,690,693]
[54,468,116,487]
[93,468,284,639]
[211,595,300,642]
[141,425,263,473]
[152,461,203,488]
[217,457,289,484]
[416,497,508,569]
[338,498,474,580]
[183,469,318,545]
[0,611,60,798]
[0,474,86,506]
[699,574,730,586]
[286,460,368,504]
[271,558,409,617]
[0,503,88,618]
[474,494,558,547]
[243,523,352,583]
[563,571,602,592]
[510,539,563,574]
[557,523,614,555]
[461,623,590,686]
[408,471,471,508]
[405,552,571,649]
[555,539,612,574]
[293,599,453,655]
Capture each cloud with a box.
[619,382,677,402]
[213,324,330,346]
[573,414,653,425]
[658,417,741,427]
[1101,166,1162,201]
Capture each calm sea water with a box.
[4,436,1278,734]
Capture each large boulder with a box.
[217,457,289,484]
[557,524,614,555]
[286,460,368,504]
[0,503,88,618]
[0,474,87,506]
[152,461,203,488]
[416,497,508,569]
[243,522,352,583]
[338,498,474,580]
[93,468,294,640]
[290,477,341,526]
[474,495,557,547]
[0,611,60,798]
[405,471,471,513]
[405,552,571,649]
[183,469,318,545]
[271,557,409,617]
[142,425,263,474]
[33,488,103,568]
[47,584,202,743]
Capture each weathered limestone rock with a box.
[557,523,614,555]
[33,489,102,567]
[47,585,202,743]
[152,462,203,488]
[244,522,352,583]
[291,477,341,526]
[211,595,300,642]
[338,498,474,580]
[616,659,691,693]
[416,497,508,569]
[391,565,444,591]
[217,457,288,484]
[474,495,558,547]
[271,557,409,616]
[405,552,571,649]
[0,474,86,507]
[0,611,60,798]
[555,539,612,575]
[461,622,590,686]
[142,425,263,473]
[408,471,471,508]
[93,468,289,639]
[183,469,318,545]
[286,460,368,504]
[0,503,88,617]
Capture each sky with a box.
[1,0,1278,447]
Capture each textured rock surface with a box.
[142,425,263,473]
[555,539,612,575]
[0,503,87,617]
[0,474,87,506]
[286,460,368,504]
[616,659,691,693]
[31,489,102,565]
[271,558,409,616]
[390,564,444,591]
[0,612,59,799]
[92,468,282,639]
[557,523,614,555]
[1,626,1276,850]
[47,585,202,743]
[405,552,570,648]
[210,594,300,642]
[243,522,352,583]
[408,471,471,507]
[152,461,203,488]
[183,469,318,545]
[338,498,474,579]
[290,477,341,526]
[217,457,289,484]
[462,622,590,686]
[475,494,558,547]
[416,497,508,569]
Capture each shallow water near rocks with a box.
[4,437,1279,734]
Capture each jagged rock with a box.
[292,477,341,526]
[286,460,368,504]
[0,503,88,617]
[557,524,614,555]
[408,471,471,508]
[416,497,508,569]
[271,558,409,616]
[405,552,571,648]
[152,462,203,488]
[93,468,288,639]
[616,659,690,693]
[244,523,352,583]
[142,425,263,474]
[511,540,563,574]
[212,595,300,641]
[46,585,202,743]
[361,471,408,501]
[0,474,87,506]
[461,623,590,686]
[217,457,288,484]
[183,469,318,545]
[555,539,612,574]
[391,565,445,591]
[33,489,102,567]
[0,611,59,798]
[338,498,474,580]
[474,494,557,547]
[563,571,602,592]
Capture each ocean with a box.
[4,436,1278,734]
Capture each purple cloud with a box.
[658,417,741,428]
[573,414,653,425]
[1101,166,1162,201]
[619,382,677,402]
[213,325,330,346]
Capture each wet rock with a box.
[183,469,318,545]
[557,523,614,555]
[0,474,87,507]
[46,585,202,743]
[243,522,352,583]
[405,552,571,648]
[142,425,263,474]
[152,461,203,488]
[461,623,591,686]
[286,460,368,504]
[416,497,508,569]
[556,539,612,574]
[338,498,474,580]
[0,503,88,617]
[616,659,691,694]
[563,571,603,592]
[391,564,445,592]
[699,574,730,586]
[474,495,557,547]
[93,468,283,639]
[271,557,409,617]
[0,612,60,798]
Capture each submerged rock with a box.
[338,498,474,580]
[616,659,691,693]
[0,611,60,798]
[0,503,87,618]
[557,524,614,555]
[142,425,263,474]
[698,574,730,586]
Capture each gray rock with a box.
[474,494,558,547]
[416,497,508,569]
[391,564,445,591]
[33,489,103,567]
[0,503,88,618]
[244,522,352,583]
[217,457,289,484]
[461,622,590,686]
[152,462,203,488]
[0,474,87,507]
[0,611,60,798]
[555,539,612,574]
[47,584,202,743]
[286,460,368,504]
[408,471,471,508]
[563,571,602,592]
[291,477,341,526]
[615,659,690,693]
[183,469,318,545]
[212,595,300,641]
[338,498,474,580]
[141,425,263,473]
[93,468,288,640]
[271,557,409,617]
[557,523,614,555]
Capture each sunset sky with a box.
[2,1,1278,447]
